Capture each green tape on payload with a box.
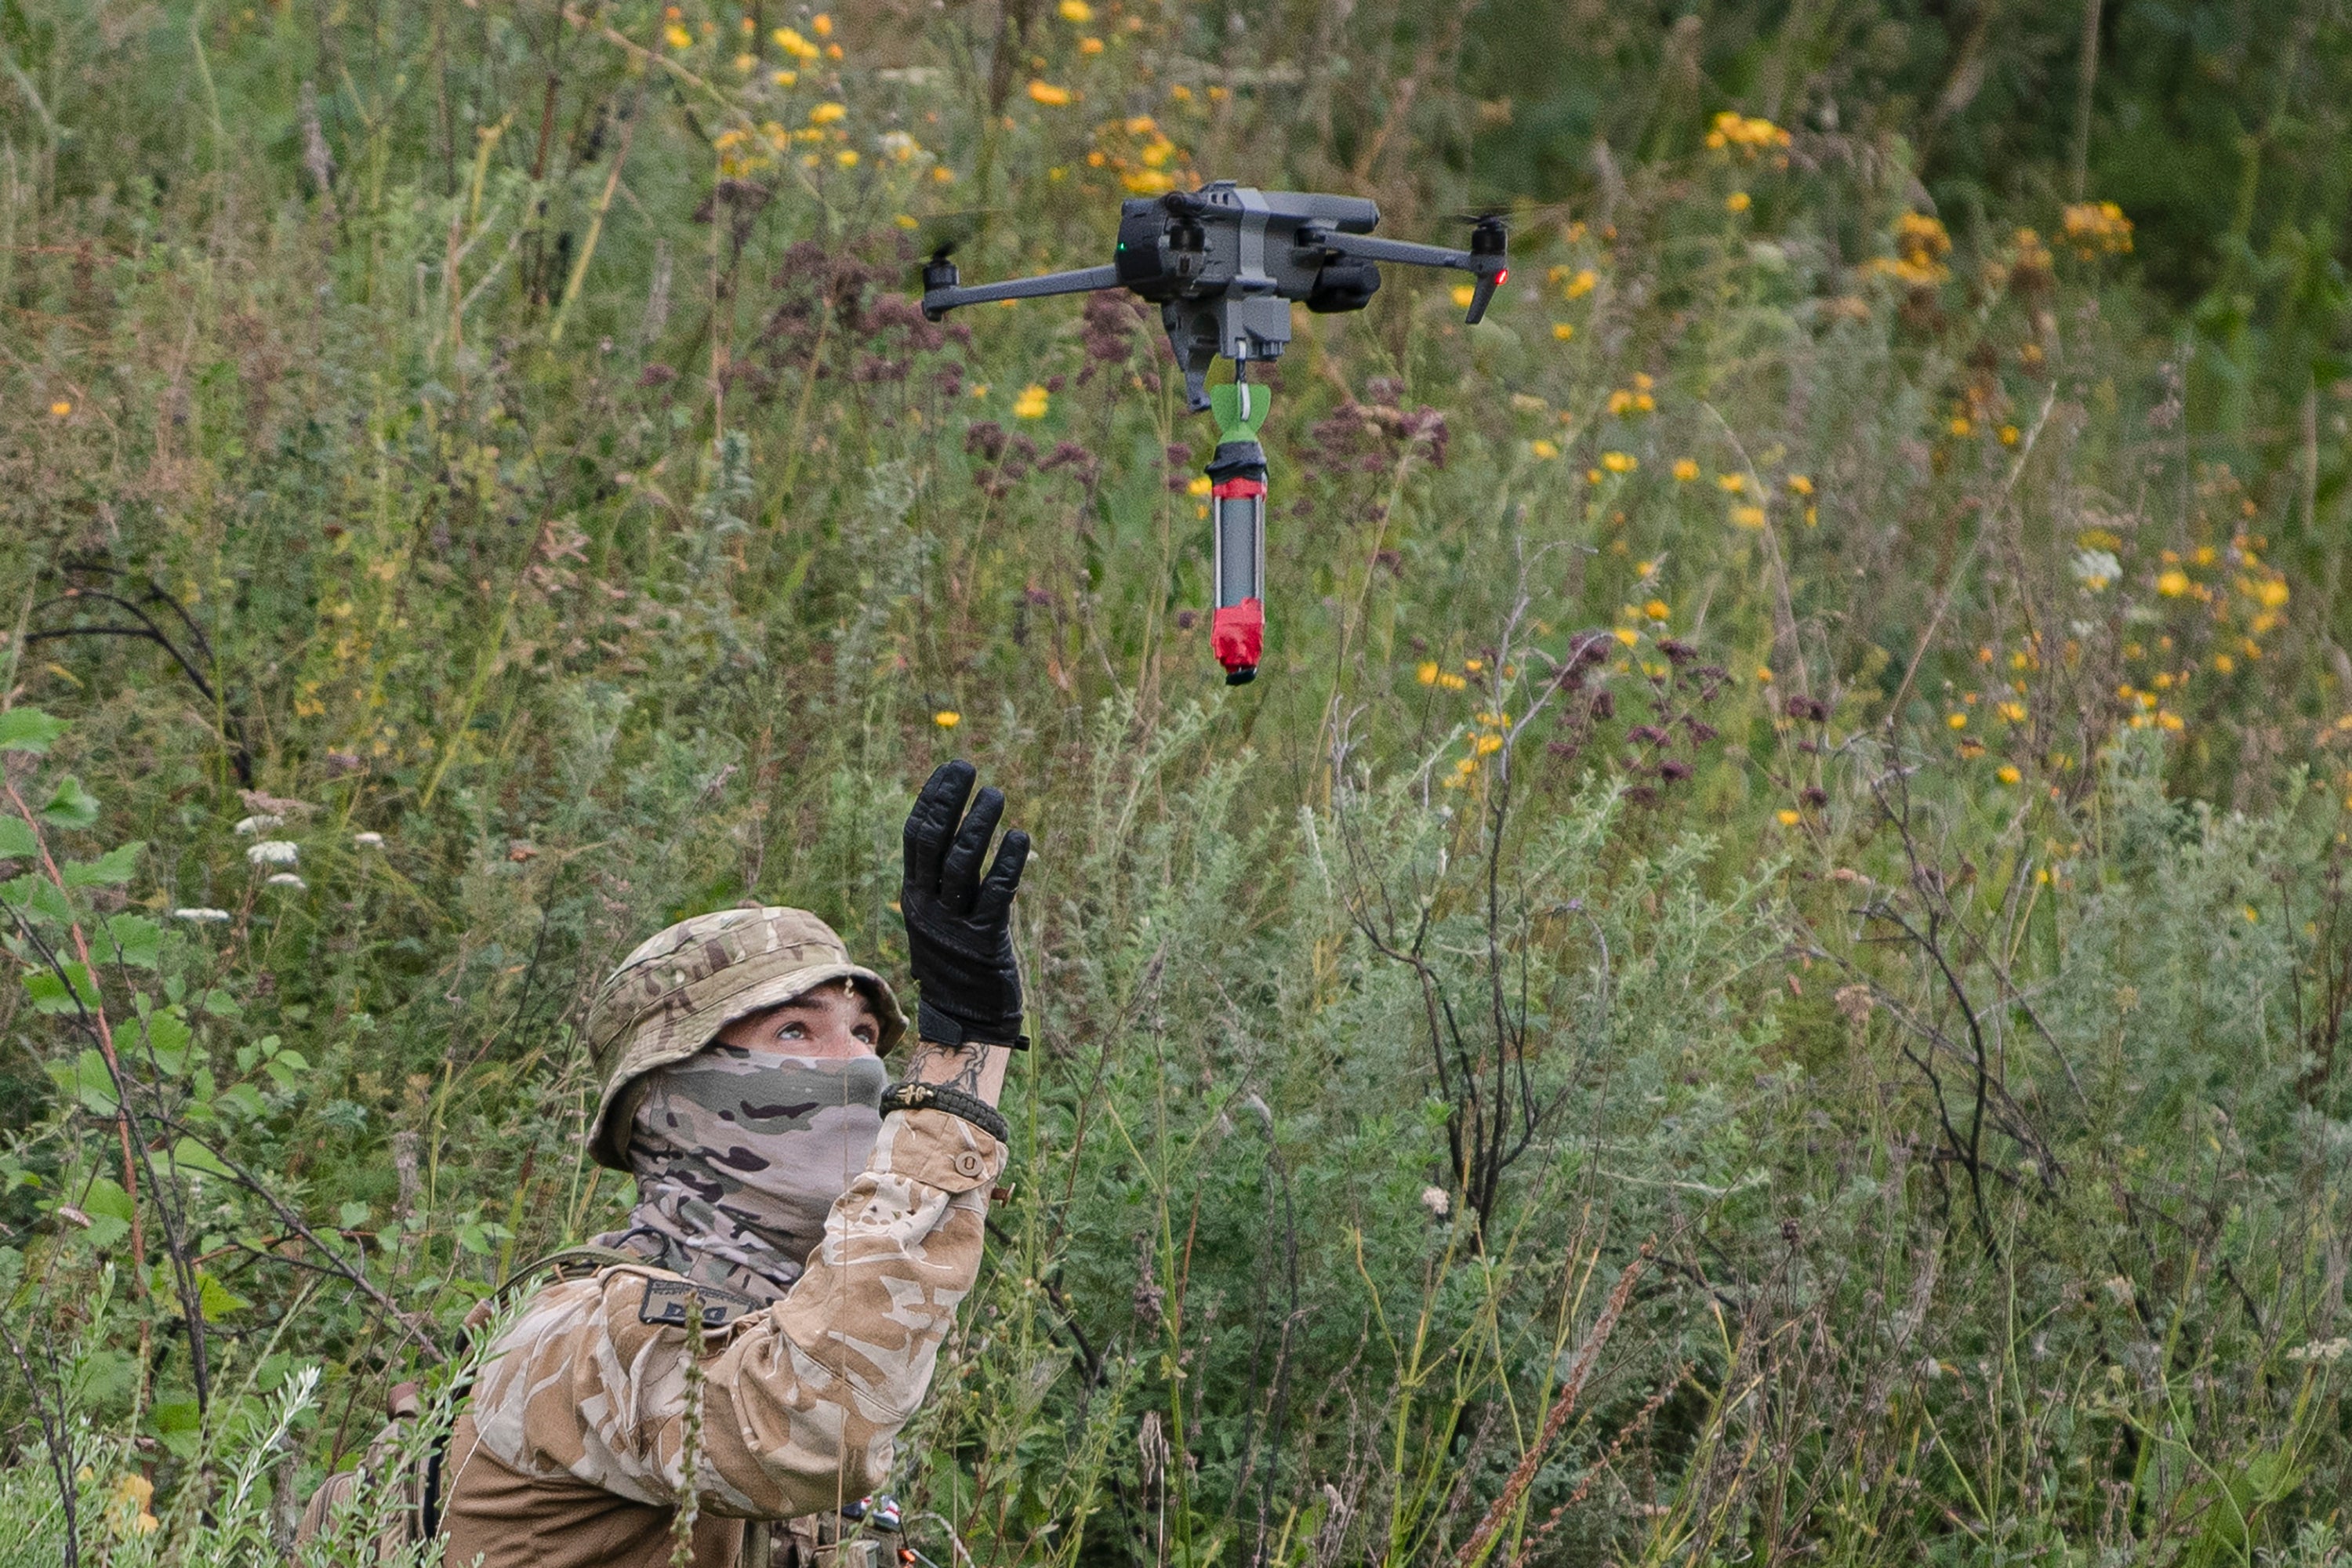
[1209,383,1271,445]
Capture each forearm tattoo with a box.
[902,1039,990,1095]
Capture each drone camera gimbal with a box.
[920,182,1508,682]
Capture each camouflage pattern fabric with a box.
[595,1046,888,1303]
[585,906,907,1170]
[437,1105,1007,1568]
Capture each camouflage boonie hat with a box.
[584,906,906,1169]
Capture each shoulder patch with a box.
[636,1276,760,1330]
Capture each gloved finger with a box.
[972,828,1029,926]
[903,760,975,894]
[938,785,1004,916]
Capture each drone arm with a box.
[1308,231,1472,270]
[920,264,1122,321]
[1302,229,1508,325]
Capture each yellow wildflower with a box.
[1731,505,1766,530]
[1642,598,1670,620]
[1451,284,1476,308]
[808,101,846,125]
[1612,626,1639,647]
[1672,458,1699,482]
[1726,191,1751,213]
[1777,809,1802,826]
[933,710,960,729]
[2156,568,2190,598]
[1947,712,1967,730]
[1012,384,1050,419]
[1080,36,1103,53]
[1475,734,1503,756]
[1997,701,2026,724]
[1552,322,1575,340]
[1185,475,1212,497]
[1998,424,2020,445]
[1602,450,1637,474]
[1755,666,1773,684]
[1529,438,1560,460]
[49,400,71,418]
[809,13,832,34]
[1059,0,1093,17]
[1563,268,1597,299]
[1716,472,1745,493]
[1438,671,1468,691]
[1027,80,1073,106]
[1997,765,2021,785]
[1786,474,1813,496]
[1417,662,1439,686]
[836,148,858,167]
[665,22,693,48]
[1948,416,1973,437]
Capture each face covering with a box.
[594,1044,887,1303]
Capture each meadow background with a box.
[9,0,2352,1563]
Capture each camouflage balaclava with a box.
[595,1014,887,1302]
[583,906,906,1303]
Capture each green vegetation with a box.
[9,0,2352,1563]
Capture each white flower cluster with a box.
[234,813,285,836]
[2287,1338,2350,1363]
[246,840,299,867]
[172,907,232,924]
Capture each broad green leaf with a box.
[169,1138,236,1179]
[100,913,161,969]
[38,775,100,829]
[63,840,144,887]
[0,818,36,858]
[2,873,72,924]
[216,1083,268,1118]
[25,961,100,1014]
[0,709,64,754]
[198,1269,250,1321]
[63,1178,132,1250]
[339,1200,372,1229]
[81,1177,134,1223]
[73,1050,119,1115]
[137,1009,193,1076]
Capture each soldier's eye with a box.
[776,1020,809,1038]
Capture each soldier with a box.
[302,760,1029,1568]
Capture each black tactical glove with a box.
[901,760,1030,1047]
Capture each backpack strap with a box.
[462,1243,644,1333]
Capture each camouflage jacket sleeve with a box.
[462,1107,1004,1518]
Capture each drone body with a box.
[920,183,1507,681]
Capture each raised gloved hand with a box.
[901,760,1029,1047]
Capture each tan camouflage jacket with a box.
[436,1107,1005,1568]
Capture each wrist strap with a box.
[880,1081,1011,1144]
[918,999,1029,1051]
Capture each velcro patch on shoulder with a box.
[637,1277,760,1330]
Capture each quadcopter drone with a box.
[920,182,1508,684]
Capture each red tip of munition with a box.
[1210,477,1267,500]
[1212,598,1264,681]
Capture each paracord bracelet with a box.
[880,1081,1011,1144]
